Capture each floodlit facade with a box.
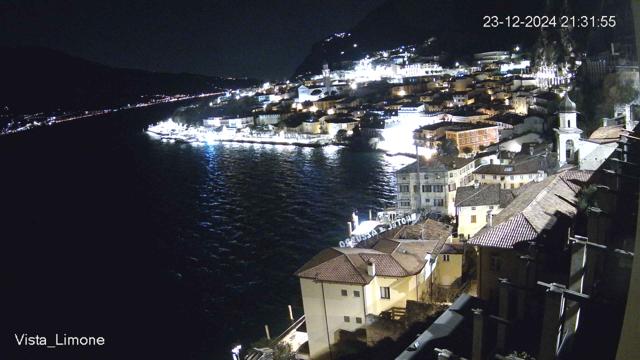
[295,220,453,360]
[396,156,477,216]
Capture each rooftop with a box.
[295,219,451,284]
[474,156,548,175]
[558,94,577,113]
[468,170,592,249]
[454,183,515,207]
[397,156,475,174]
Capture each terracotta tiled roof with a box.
[455,184,501,207]
[296,220,452,284]
[468,170,593,249]
[360,254,409,277]
[397,156,475,174]
[469,213,538,248]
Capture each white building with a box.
[555,94,583,166]
[396,156,477,216]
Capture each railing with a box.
[380,307,407,321]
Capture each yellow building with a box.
[295,220,453,359]
[473,157,547,190]
[454,183,515,240]
[468,171,589,301]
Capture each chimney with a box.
[367,260,376,277]
[529,144,534,156]
[487,211,493,227]
[472,308,484,360]
[474,181,480,189]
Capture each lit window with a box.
[471,215,477,223]
[344,316,350,323]
[400,201,411,207]
[341,289,348,296]
[353,290,360,297]
[380,286,390,299]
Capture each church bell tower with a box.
[554,94,582,166]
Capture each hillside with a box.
[294,0,607,77]
[0,47,258,115]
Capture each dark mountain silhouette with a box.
[0,47,258,115]
[294,0,604,77]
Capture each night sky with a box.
[0,0,386,80]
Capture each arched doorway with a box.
[566,139,575,163]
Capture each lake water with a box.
[2,99,409,360]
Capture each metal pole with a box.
[288,305,294,321]
[416,144,422,211]
[264,324,271,340]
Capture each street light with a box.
[231,344,242,360]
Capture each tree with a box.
[462,146,473,154]
[437,138,459,156]
[335,129,348,142]
[602,75,639,111]
[273,343,296,360]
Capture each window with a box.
[434,199,444,206]
[471,215,477,223]
[344,316,350,323]
[380,286,390,299]
[422,184,431,192]
[493,175,497,180]
[402,176,407,181]
[356,317,363,324]
[442,254,450,262]
[353,290,360,297]
[400,201,411,207]
[413,185,419,193]
[511,184,515,189]
[436,173,441,179]
[424,174,429,180]
[471,206,476,210]
[399,185,409,193]
[489,205,494,210]
[481,175,486,179]
[509,175,514,180]
[433,185,444,192]
[490,255,502,272]
[448,183,456,191]
[341,289,348,296]
[449,172,454,178]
